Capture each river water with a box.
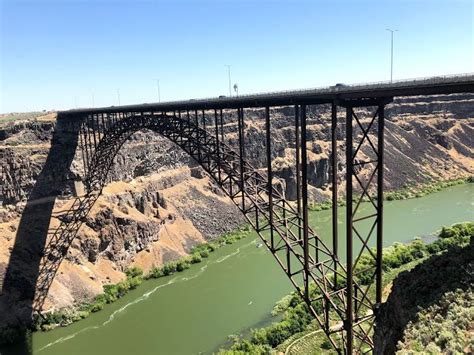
[26,184,474,354]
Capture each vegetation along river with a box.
[29,184,473,355]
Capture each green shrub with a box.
[190,253,202,264]
[397,288,473,353]
[176,259,191,272]
[162,262,178,275]
[199,249,210,258]
[125,266,143,278]
[128,276,142,289]
[218,339,271,354]
[207,243,217,251]
[90,302,105,312]
[149,266,164,278]
[103,284,119,303]
[321,337,333,350]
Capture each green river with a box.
[18,184,474,354]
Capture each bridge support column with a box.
[338,97,391,353]
[300,104,311,300]
[294,105,302,241]
[214,109,221,183]
[376,104,385,304]
[331,102,339,289]
[265,106,275,249]
[237,108,246,211]
[345,105,354,354]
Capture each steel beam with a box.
[376,105,385,303]
[300,104,310,300]
[265,106,275,249]
[237,108,245,211]
[294,105,302,240]
[345,105,354,354]
[331,102,338,289]
[214,109,221,183]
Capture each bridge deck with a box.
[62,73,474,115]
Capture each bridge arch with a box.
[34,112,348,342]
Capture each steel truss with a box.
[34,98,391,354]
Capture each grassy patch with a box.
[396,288,473,353]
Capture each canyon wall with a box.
[0,94,472,312]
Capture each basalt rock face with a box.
[0,94,473,313]
[1,95,473,205]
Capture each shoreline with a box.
[0,178,471,345]
[0,226,253,345]
[309,176,471,211]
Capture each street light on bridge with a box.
[225,65,232,97]
[156,79,161,102]
[386,28,398,83]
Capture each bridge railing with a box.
[222,72,474,99]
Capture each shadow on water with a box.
[0,114,80,355]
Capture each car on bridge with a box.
[331,83,348,89]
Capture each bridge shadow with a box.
[374,237,473,354]
[0,114,80,355]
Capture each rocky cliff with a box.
[0,93,473,313]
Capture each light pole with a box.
[117,89,121,105]
[225,65,232,97]
[386,28,398,83]
[156,79,161,102]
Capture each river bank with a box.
[218,222,473,353]
[309,177,471,211]
[21,177,472,336]
[0,182,472,354]
[0,226,253,344]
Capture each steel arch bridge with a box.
[4,74,474,354]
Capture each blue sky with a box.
[1,0,472,112]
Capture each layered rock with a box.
[0,93,473,312]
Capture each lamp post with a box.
[117,89,121,106]
[225,65,232,97]
[386,29,398,83]
[156,79,161,102]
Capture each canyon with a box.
[0,93,472,319]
